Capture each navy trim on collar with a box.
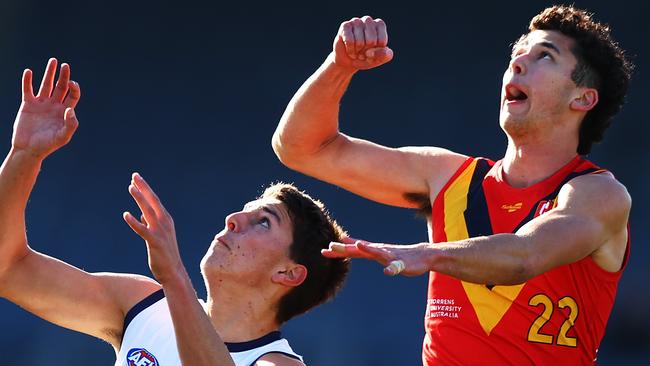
[225,331,283,353]
[121,289,165,342]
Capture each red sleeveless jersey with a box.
[423,156,629,365]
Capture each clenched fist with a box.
[332,16,394,71]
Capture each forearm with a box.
[0,149,43,269]
[273,54,356,161]
[429,234,533,285]
[163,271,234,366]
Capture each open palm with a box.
[12,58,81,159]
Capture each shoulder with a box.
[407,147,470,198]
[556,172,630,272]
[255,352,306,366]
[97,272,162,317]
[559,172,631,222]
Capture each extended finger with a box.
[355,241,393,263]
[132,172,167,214]
[132,173,168,217]
[123,211,150,239]
[321,242,365,258]
[22,69,34,101]
[64,81,81,109]
[340,236,359,245]
[51,63,70,102]
[129,182,157,223]
[37,58,58,98]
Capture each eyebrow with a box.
[539,41,561,55]
[262,206,282,224]
[511,40,561,57]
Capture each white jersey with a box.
[115,289,303,366]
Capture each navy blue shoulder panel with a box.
[121,289,165,342]
[226,331,283,353]
[464,158,495,238]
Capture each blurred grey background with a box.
[0,0,647,364]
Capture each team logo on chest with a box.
[126,348,159,366]
[535,198,558,217]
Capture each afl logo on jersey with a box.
[126,348,159,366]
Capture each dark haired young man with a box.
[0,59,349,366]
[273,5,632,364]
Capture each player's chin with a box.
[201,253,233,278]
[500,115,532,136]
[199,253,218,274]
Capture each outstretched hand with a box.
[123,173,186,285]
[12,58,81,159]
[332,15,394,71]
[322,237,432,277]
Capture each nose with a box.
[225,211,247,233]
[509,54,526,75]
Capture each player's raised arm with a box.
[0,58,80,271]
[0,59,158,347]
[273,16,467,208]
[123,173,235,366]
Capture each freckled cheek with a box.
[236,250,256,260]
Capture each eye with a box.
[539,51,553,60]
[259,217,271,229]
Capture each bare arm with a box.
[324,173,630,285]
[123,173,234,366]
[273,16,467,208]
[0,59,159,346]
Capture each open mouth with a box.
[505,84,528,102]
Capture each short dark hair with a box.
[528,5,634,154]
[260,183,349,324]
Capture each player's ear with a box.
[570,87,598,111]
[271,264,307,287]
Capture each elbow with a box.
[493,245,537,285]
[271,131,288,162]
[499,235,539,285]
[495,263,532,286]
[271,132,302,169]
[506,259,535,285]
[0,244,31,295]
[506,250,543,285]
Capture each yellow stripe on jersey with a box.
[443,159,476,242]
[442,158,524,336]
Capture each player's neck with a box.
[204,282,281,342]
[501,140,578,188]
